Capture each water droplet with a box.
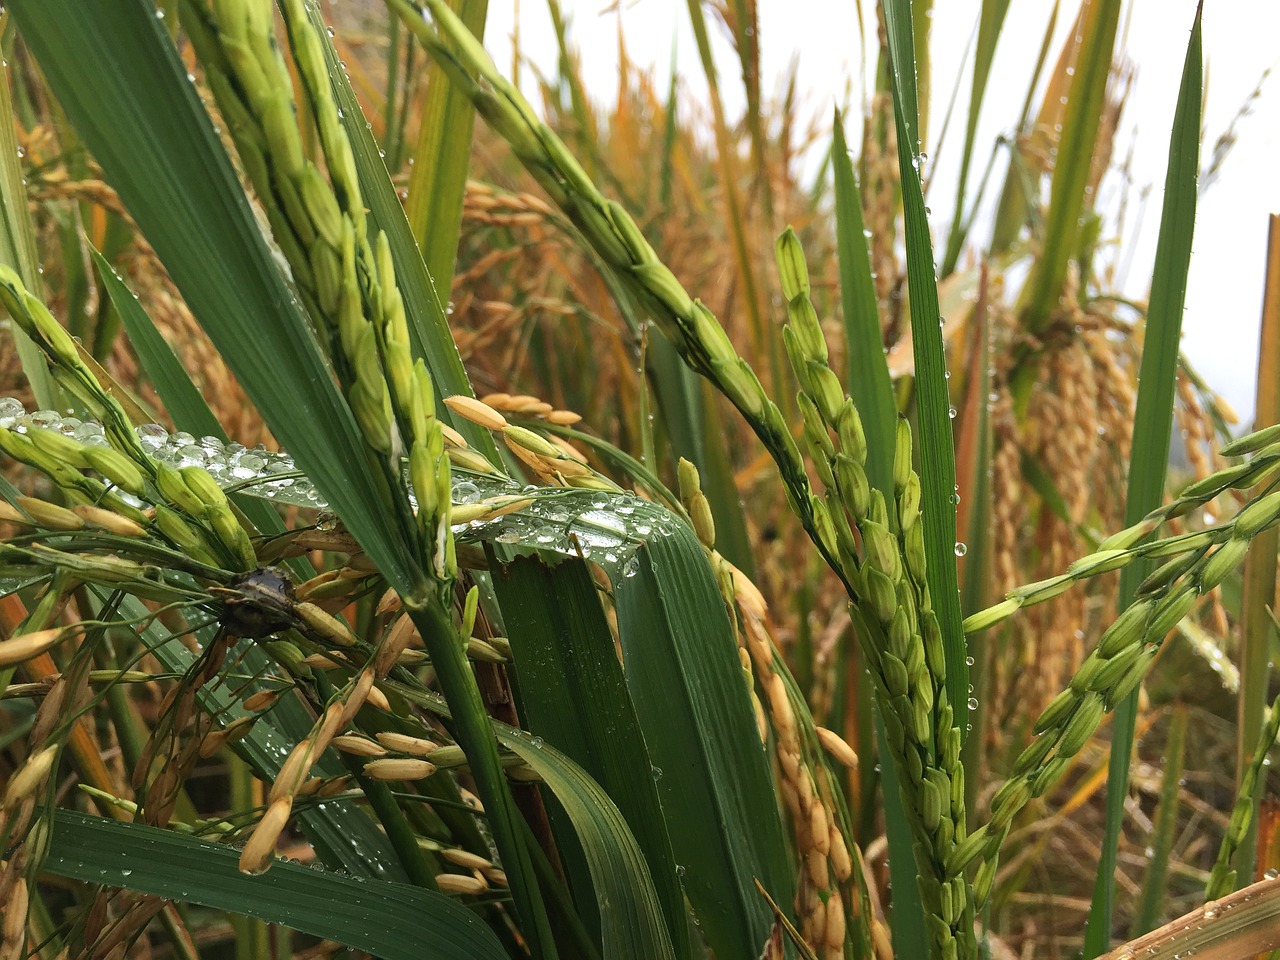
[650,765,663,781]
[954,542,967,557]
[948,406,958,419]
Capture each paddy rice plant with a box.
[0,1,1276,958]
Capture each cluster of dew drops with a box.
[0,399,669,580]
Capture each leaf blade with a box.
[44,811,506,960]
[1083,7,1203,954]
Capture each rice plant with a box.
[0,1,1276,959]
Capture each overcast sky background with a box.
[484,1,1278,424]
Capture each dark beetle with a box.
[211,566,297,639]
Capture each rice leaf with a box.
[1100,876,1280,959]
[90,248,222,443]
[881,0,969,722]
[0,47,54,408]
[493,554,689,960]
[44,810,506,960]
[388,679,680,960]
[832,110,930,959]
[955,275,993,814]
[1083,8,1202,954]
[614,529,793,960]
[832,113,895,498]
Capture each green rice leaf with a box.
[881,0,969,722]
[0,48,54,408]
[494,554,686,960]
[1083,7,1202,954]
[44,811,505,960]
[832,112,895,499]
[404,0,487,289]
[90,248,222,443]
[1131,705,1188,936]
[388,677,681,960]
[832,109,930,960]
[613,526,793,960]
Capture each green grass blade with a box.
[912,0,934,147]
[1237,213,1280,885]
[44,811,505,960]
[404,0,488,292]
[1082,8,1203,954]
[504,735,675,960]
[0,48,55,408]
[494,554,687,960]
[940,0,1011,277]
[12,0,420,593]
[832,112,895,497]
[725,0,772,222]
[615,528,793,960]
[832,110,930,959]
[955,280,994,818]
[1019,0,1121,332]
[881,0,969,722]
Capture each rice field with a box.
[0,2,1277,958]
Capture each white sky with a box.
[485,1,1279,424]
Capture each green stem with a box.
[406,597,558,959]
